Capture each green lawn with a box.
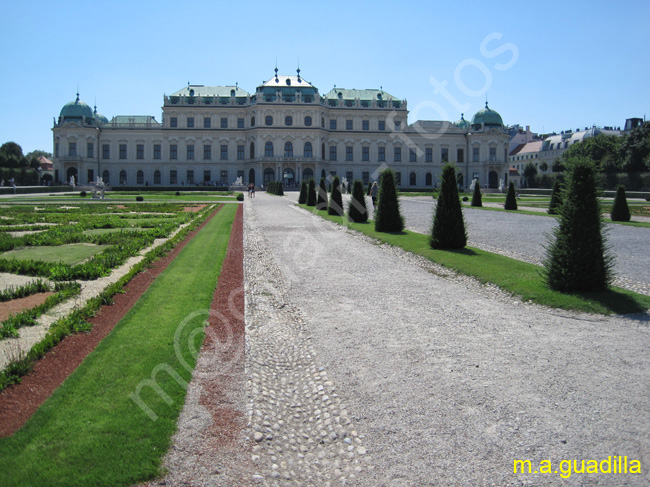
[299,204,650,315]
[1,244,110,265]
[0,204,237,487]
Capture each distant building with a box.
[37,155,54,183]
[507,124,540,154]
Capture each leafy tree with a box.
[307,178,317,206]
[523,162,538,187]
[328,176,344,216]
[544,157,612,292]
[471,179,482,207]
[539,162,549,172]
[504,182,517,210]
[548,180,562,215]
[621,122,650,174]
[430,163,467,249]
[551,159,565,173]
[298,180,308,204]
[348,180,368,222]
[374,169,404,232]
[316,177,328,210]
[0,141,27,168]
[610,185,631,222]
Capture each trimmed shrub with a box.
[544,157,612,292]
[367,181,372,196]
[471,180,482,207]
[298,180,308,204]
[610,185,631,222]
[80,191,87,197]
[317,178,328,210]
[348,180,368,223]
[175,191,180,196]
[430,163,467,249]
[136,195,144,202]
[236,192,244,201]
[328,177,344,216]
[504,182,518,210]
[548,181,562,215]
[374,169,404,232]
[462,196,469,202]
[307,179,317,206]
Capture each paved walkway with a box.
[242,193,650,486]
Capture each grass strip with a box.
[299,204,650,315]
[0,204,235,486]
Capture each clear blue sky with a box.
[2,0,648,155]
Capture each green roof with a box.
[59,94,94,121]
[170,85,250,97]
[109,116,159,125]
[471,102,503,127]
[323,88,398,101]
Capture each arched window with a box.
[251,116,255,127]
[284,142,293,157]
[102,170,110,185]
[303,168,314,180]
[263,167,275,184]
[265,115,273,126]
[305,116,312,126]
[285,116,293,126]
[425,172,432,186]
[154,170,161,185]
[283,168,295,184]
[250,142,255,159]
[265,141,274,157]
[304,142,313,158]
[409,172,416,186]
[137,170,144,185]
[119,170,127,185]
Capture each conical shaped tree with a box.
[548,180,562,215]
[306,178,317,206]
[298,180,308,204]
[610,185,631,222]
[471,179,482,207]
[504,182,518,210]
[277,182,284,196]
[348,180,368,222]
[328,176,344,216]
[367,181,373,196]
[316,177,328,210]
[544,157,612,292]
[374,169,404,232]
[430,163,467,249]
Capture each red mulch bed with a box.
[0,205,230,437]
[0,292,54,323]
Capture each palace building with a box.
[52,69,510,189]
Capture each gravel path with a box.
[244,193,650,486]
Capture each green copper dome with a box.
[454,113,470,129]
[93,106,109,124]
[471,102,503,128]
[59,93,94,122]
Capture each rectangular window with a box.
[394,147,401,162]
[425,148,433,162]
[304,143,312,158]
[153,144,161,159]
[221,145,228,160]
[330,119,337,130]
[69,142,77,157]
[220,170,228,184]
[203,170,211,182]
[170,144,177,159]
[346,120,353,130]
[329,146,337,161]
[137,171,144,185]
[346,146,353,161]
[136,144,144,160]
[221,117,228,128]
[409,149,417,162]
[170,117,177,128]
[237,118,244,128]
[237,145,245,160]
[362,120,369,131]
[170,170,177,184]
[362,146,369,161]
[378,120,385,131]
[203,117,211,128]
[489,147,497,161]
[187,145,194,160]
[395,171,402,185]
[346,171,353,182]
[119,144,126,160]
[102,144,109,159]
[362,171,370,184]
[203,144,211,160]
[473,147,480,162]
[87,142,93,158]
[87,169,94,184]
[457,148,464,163]
[441,148,448,162]
[187,117,194,128]
[154,171,161,184]
[187,170,194,184]
[378,146,385,162]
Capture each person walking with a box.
[371,181,379,209]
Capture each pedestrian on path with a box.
[371,181,379,209]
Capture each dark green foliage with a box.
[136,195,144,201]
[471,180,482,207]
[430,163,467,249]
[374,169,404,232]
[317,178,328,210]
[80,190,87,197]
[265,181,285,195]
[298,180,308,204]
[307,179,317,206]
[236,192,244,201]
[548,181,562,214]
[367,181,372,196]
[348,180,368,222]
[544,157,612,292]
[610,185,631,221]
[0,279,50,302]
[504,182,518,210]
[328,177,344,216]
[175,191,181,196]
